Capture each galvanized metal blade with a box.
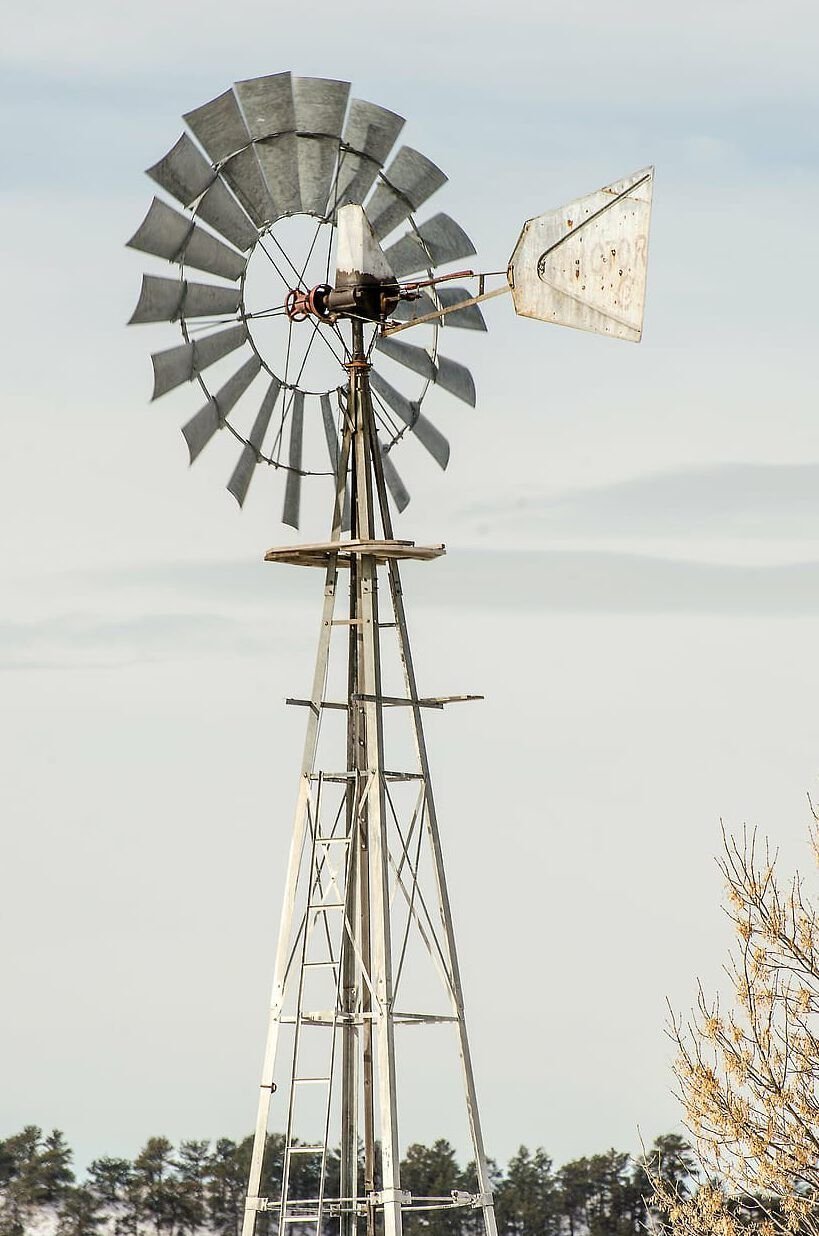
[129,275,240,324]
[253,137,302,216]
[370,370,449,469]
[389,287,487,330]
[184,88,251,163]
[218,147,279,228]
[434,355,476,406]
[435,286,487,330]
[321,392,351,531]
[151,323,248,400]
[147,133,214,207]
[375,335,475,403]
[508,166,654,342]
[383,213,476,278]
[234,72,296,138]
[374,335,435,381]
[366,147,447,240]
[182,354,262,463]
[292,77,351,216]
[235,73,300,215]
[320,391,340,470]
[227,376,282,506]
[335,99,405,208]
[282,391,305,528]
[197,179,259,252]
[380,444,410,512]
[127,198,247,282]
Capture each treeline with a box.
[0,1127,697,1236]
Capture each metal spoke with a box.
[256,237,294,288]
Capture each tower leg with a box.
[241,424,352,1236]
[367,387,499,1236]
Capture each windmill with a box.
[127,71,653,1236]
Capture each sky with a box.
[2,0,819,1180]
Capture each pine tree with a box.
[206,1140,246,1236]
[37,1132,75,1204]
[495,1146,560,1236]
[131,1136,178,1233]
[87,1158,133,1206]
[0,1128,43,1204]
[175,1141,211,1234]
[399,1140,464,1236]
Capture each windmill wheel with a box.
[127,72,487,528]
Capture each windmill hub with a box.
[283,275,400,324]
[284,204,403,324]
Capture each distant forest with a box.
[0,1126,696,1236]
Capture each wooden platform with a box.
[264,538,446,568]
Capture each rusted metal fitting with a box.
[285,284,333,322]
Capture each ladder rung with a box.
[293,1076,331,1085]
[289,1145,326,1155]
[308,902,345,910]
[315,835,351,845]
[304,960,337,968]
[283,1215,321,1223]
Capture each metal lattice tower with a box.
[127,69,653,1236]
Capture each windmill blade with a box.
[335,98,405,209]
[235,72,295,138]
[293,76,351,217]
[366,147,447,240]
[435,286,487,330]
[389,290,438,324]
[185,87,277,224]
[146,133,259,252]
[370,370,449,469]
[147,133,214,207]
[252,138,301,218]
[376,335,476,405]
[219,147,279,228]
[391,286,487,330]
[320,391,341,470]
[508,166,654,342]
[321,392,351,532]
[383,214,476,278]
[197,179,259,251]
[234,73,301,216]
[434,355,476,406]
[375,335,435,381]
[184,88,251,163]
[227,377,282,507]
[127,198,247,282]
[282,391,305,528]
[151,323,248,400]
[129,275,241,324]
[181,354,262,463]
[380,445,410,512]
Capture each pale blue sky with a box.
[2,0,819,1177]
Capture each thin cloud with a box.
[6,549,819,672]
[461,463,819,542]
